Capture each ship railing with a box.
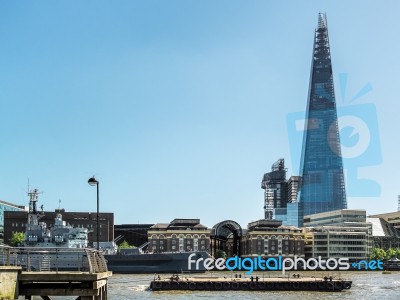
[0,246,108,273]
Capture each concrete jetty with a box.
[19,271,112,300]
[0,266,21,299]
[1,246,112,299]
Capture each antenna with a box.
[58,199,61,210]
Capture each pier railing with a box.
[0,246,108,273]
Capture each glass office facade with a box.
[299,13,347,216]
[274,202,304,228]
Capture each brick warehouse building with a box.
[4,209,114,246]
[147,219,210,253]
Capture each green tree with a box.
[370,248,386,260]
[9,232,25,246]
[215,249,228,259]
[386,248,397,259]
[395,247,400,259]
[118,240,134,249]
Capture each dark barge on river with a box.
[150,274,352,292]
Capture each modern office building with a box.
[241,219,305,257]
[0,200,26,243]
[369,211,400,233]
[303,209,367,227]
[147,219,210,253]
[298,13,347,216]
[302,209,372,260]
[304,225,372,261]
[261,159,288,220]
[4,209,114,246]
[287,176,301,203]
[260,159,304,227]
[367,217,400,250]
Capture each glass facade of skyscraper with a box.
[299,13,347,216]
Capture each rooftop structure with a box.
[369,211,400,233]
[304,209,366,227]
[366,217,400,249]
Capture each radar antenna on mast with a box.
[27,188,44,227]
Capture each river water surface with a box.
[106,271,400,300]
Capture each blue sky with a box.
[1,1,399,228]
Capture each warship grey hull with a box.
[104,251,209,274]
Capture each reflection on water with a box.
[107,271,400,300]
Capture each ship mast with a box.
[27,189,44,226]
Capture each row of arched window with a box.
[150,234,207,239]
[254,235,303,240]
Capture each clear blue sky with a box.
[1,1,399,228]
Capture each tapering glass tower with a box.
[299,13,347,216]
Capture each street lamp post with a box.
[88,177,99,250]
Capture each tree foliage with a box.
[370,247,400,260]
[386,248,397,259]
[9,232,25,246]
[215,249,228,259]
[118,240,135,249]
[370,247,386,260]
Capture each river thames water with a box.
[104,271,400,300]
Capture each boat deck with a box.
[150,275,352,292]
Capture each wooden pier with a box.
[19,271,112,300]
[1,246,112,300]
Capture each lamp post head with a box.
[88,177,99,186]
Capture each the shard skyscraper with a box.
[299,13,347,216]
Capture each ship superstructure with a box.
[24,189,88,248]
